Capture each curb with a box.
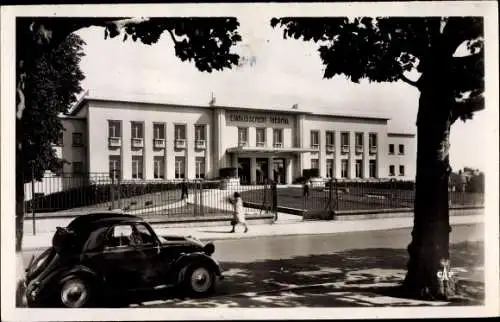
[21,219,483,252]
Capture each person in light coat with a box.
[229,192,248,233]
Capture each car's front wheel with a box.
[183,265,216,297]
[59,277,92,308]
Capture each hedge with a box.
[25,180,221,213]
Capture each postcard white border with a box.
[1,1,499,320]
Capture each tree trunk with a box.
[16,172,25,252]
[402,72,457,300]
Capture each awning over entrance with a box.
[226,146,318,155]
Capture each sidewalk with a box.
[22,213,483,251]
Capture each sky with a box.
[75,14,489,172]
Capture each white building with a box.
[49,92,416,185]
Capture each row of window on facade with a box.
[311,159,378,178]
[108,155,206,180]
[106,121,207,149]
[389,144,405,155]
[389,165,406,177]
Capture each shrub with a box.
[302,168,319,179]
[219,167,238,178]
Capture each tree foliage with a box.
[270,17,484,122]
[17,34,85,184]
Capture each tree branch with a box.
[167,29,179,44]
[399,74,419,88]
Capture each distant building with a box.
[26,91,416,197]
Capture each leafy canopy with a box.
[270,17,484,121]
[18,34,85,183]
[17,17,242,73]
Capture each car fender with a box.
[59,265,103,286]
[173,253,221,284]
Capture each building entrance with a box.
[255,158,269,184]
[237,158,251,185]
[272,158,286,184]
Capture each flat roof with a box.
[67,90,392,121]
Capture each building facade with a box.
[55,94,416,184]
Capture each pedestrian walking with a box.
[229,192,248,233]
[180,179,189,201]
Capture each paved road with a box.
[22,224,484,307]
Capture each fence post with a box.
[335,178,339,212]
[199,180,204,216]
[110,170,116,210]
[117,171,122,209]
[271,181,278,221]
[31,162,36,235]
[193,180,198,217]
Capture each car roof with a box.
[67,211,144,231]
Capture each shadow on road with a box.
[145,240,484,308]
[18,241,484,308]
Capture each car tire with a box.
[182,264,216,297]
[59,276,93,308]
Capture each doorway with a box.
[256,158,269,184]
[272,158,286,184]
[237,158,251,185]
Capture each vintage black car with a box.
[24,212,223,308]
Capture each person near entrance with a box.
[180,179,189,201]
[303,180,310,199]
[229,192,248,233]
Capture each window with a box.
[131,155,143,179]
[109,155,121,179]
[369,133,377,148]
[72,132,83,146]
[355,132,363,146]
[326,159,334,178]
[399,165,405,176]
[72,161,83,174]
[310,158,319,170]
[389,144,395,155]
[238,127,248,146]
[273,128,283,147]
[389,165,395,176]
[108,120,121,138]
[256,128,266,146]
[341,159,349,178]
[195,125,206,141]
[153,123,165,139]
[195,157,206,179]
[105,224,154,248]
[326,131,335,146]
[174,124,186,140]
[369,160,377,178]
[131,122,143,139]
[175,156,185,179]
[399,144,405,155]
[153,156,165,179]
[341,132,349,153]
[355,160,363,178]
[310,131,319,148]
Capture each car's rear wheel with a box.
[60,277,91,308]
[183,265,215,297]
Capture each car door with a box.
[98,224,158,290]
